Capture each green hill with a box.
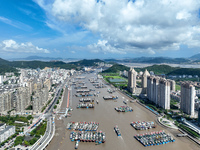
[103,63,200,76]
[0,64,18,75]
[168,68,200,77]
[135,65,179,75]
[102,64,129,73]
[0,58,105,75]
[10,61,77,70]
[69,59,104,66]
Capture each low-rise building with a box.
[0,125,15,143]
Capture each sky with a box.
[0,0,200,59]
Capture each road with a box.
[31,116,53,150]
[31,78,70,150]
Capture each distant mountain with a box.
[104,57,190,64]
[10,56,64,61]
[102,64,178,74]
[0,58,18,75]
[125,57,189,64]
[190,53,200,60]
[0,58,105,75]
[0,58,10,65]
[69,59,104,66]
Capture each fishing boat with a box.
[75,141,79,149]
[114,125,121,136]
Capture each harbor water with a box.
[47,72,200,150]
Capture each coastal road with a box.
[31,116,53,150]
[31,79,69,150]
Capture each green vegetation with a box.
[0,64,19,75]
[135,65,178,75]
[27,137,37,145]
[175,84,181,91]
[103,63,200,77]
[27,115,33,120]
[61,88,64,94]
[102,64,129,73]
[174,77,199,82]
[54,105,57,109]
[0,58,104,75]
[0,115,27,124]
[14,136,24,146]
[0,115,33,130]
[30,121,47,137]
[7,109,15,115]
[103,75,127,89]
[24,121,47,146]
[69,59,104,66]
[170,98,178,105]
[14,121,47,146]
[3,81,9,85]
[41,99,52,112]
[168,68,200,77]
[56,100,60,104]
[178,124,200,138]
[26,105,33,110]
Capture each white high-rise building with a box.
[141,69,150,94]
[180,82,195,117]
[0,75,3,84]
[159,79,170,110]
[147,76,171,110]
[128,68,137,93]
[198,107,200,126]
[168,79,176,91]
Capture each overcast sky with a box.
[0,0,200,59]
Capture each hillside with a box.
[190,53,200,60]
[69,59,104,66]
[0,58,105,75]
[0,64,19,75]
[103,63,200,77]
[102,64,129,73]
[135,65,179,75]
[10,61,77,70]
[0,58,10,65]
[168,68,200,77]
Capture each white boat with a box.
[75,141,79,149]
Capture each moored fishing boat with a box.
[114,125,121,136]
[75,141,79,149]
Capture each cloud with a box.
[0,16,32,31]
[35,0,200,54]
[70,51,76,53]
[0,39,50,53]
[88,40,127,54]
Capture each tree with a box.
[29,137,37,145]
[27,115,33,120]
[14,136,24,146]
[24,140,30,146]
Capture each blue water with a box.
[109,78,126,82]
